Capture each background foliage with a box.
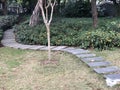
[14,17,120,50]
[62,1,91,17]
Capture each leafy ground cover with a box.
[14,17,120,50]
[0,47,120,90]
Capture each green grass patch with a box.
[5,59,21,68]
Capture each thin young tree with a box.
[38,0,56,61]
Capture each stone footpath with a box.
[1,29,120,87]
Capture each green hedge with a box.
[14,18,120,50]
[0,15,19,30]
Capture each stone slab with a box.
[93,66,120,74]
[76,54,96,58]
[104,74,120,80]
[87,61,111,67]
[81,57,105,62]
[28,46,45,50]
[40,46,56,50]
[62,48,90,54]
[61,47,76,52]
[104,74,120,87]
[12,45,33,49]
[1,39,15,42]
[62,47,76,50]
[70,50,90,54]
[52,46,67,50]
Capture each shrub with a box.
[0,15,19,45]
[80,30,120,50]
[14,17,120,50]
[0,15,19,30]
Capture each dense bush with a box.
[0,15,19,31]
[62,1,91,17]
[80,30,120,50]
[14,18,120,50]
[0,15,19,44]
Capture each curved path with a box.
[1,29,120,87]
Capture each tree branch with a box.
[38,0,47,24]
[48,0,56,25]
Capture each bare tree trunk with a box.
[46,24,51,60]
[91,0,98,28]
[3,0,7,15]
[29,2,40,27]
[38,0,56,61]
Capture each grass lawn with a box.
[0,47,120,90]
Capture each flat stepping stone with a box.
[93,66,120,74]
[62,48,90,54]
[11,45,33,49]
[40,46,56,50]
[8,44,22,47]
[81,57,105,62]
[87,61,111,67]
[104,74,120,87]
[76,54,96,58]
[52,46,67,50]
[104,73,120,80]
[1,39,15,42]
[70,50,90,54]
[28,46,45,50]
[61,47,76,52]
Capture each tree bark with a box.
[38,0,56,61]
[46,24,51,60]
[2,0,7,15]
[91,0,98,28]
[29,1,40,27]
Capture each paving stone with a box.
[87,61,111,67]
[40,46,56,50]
[76,54,96,58]
[104,73,120,80]
[61,47,76,52]
[62,48,90,54]
[104,73,120,87]
[93,66,120,74]
[1,39,15,42]
[81,57,105,62]
[70,50,90,54]
[28,46,45,50]
[11,44,27,48]
[52,46,67,50]
[13,45,33,49]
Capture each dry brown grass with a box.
[0,47,120,90]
